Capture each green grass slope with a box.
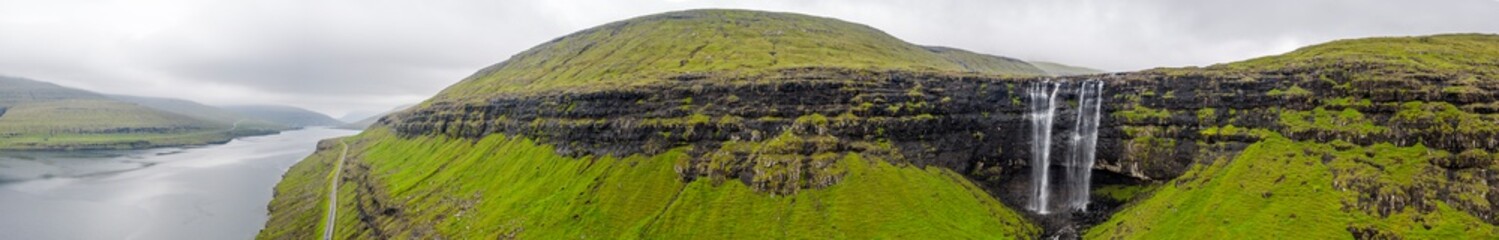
[1216,34,1499,76]
[1029,61,1105,76]
[1087,134,1497,239]
[1093,34,1499,239]
[259,10,1046,238]
[923,46,1049,75]
[260,128,1038,239]
[0,76,273,150]
[259,139,343,239]
[432,9,1044,101]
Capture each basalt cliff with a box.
[260,9,1499,239]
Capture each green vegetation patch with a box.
[262,127,1038,239]
[1394,101,1499,134]
[1277,107,1387,136]
[1216,34,1499,78]
[1114,104,1172,123]
[1093,184,1158,202]
[430,9,1044,102]
[1266,85,1313,97]
[1087,134,1499,239]
[1029,61,1106,76]
[259,140,343,239]
[0,99,247,150]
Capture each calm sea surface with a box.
[0,128,357,240]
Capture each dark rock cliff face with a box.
[383,66,1499,223]
[388,68,1043,194]
[1090,68,1499,225]
[381,67,1224,187]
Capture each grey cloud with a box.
[0,0,1496,116]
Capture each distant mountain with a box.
[0,76,277,150]
[337,110,382,123]
[921,46,1050,76]
[109,95,288,130]
[223,105,343,128]
[0,76,103,106]
[1029,61,1105,76]
[338,104,414,130]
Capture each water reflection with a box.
[0,128,357,240]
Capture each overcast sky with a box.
[1,0,1496,117]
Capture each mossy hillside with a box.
[1217,34,1499,77]
[1088,64,1499,239]
[269,8,1499,239]
[924,46,1052,75]
[1147,34,1499,105]
[388,68,1048,195]
[1076,34,1499,238]
[430,9,1046,101]
[1028,61,1106,76]
[1092,184,1157,202]
[1087,134,1499,239]
[0,99,220,133]
[258,127,1038,239]
[0,99,252,150]
[0,76,284,150]
[259,139,344,240]
[1097,34,1499,181]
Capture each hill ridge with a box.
[432,9,1047,102]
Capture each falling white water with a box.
[1063,80,1104,211]
[1027,79,1105,214]
[1027,81,1061,214]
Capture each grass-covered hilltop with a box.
[0,76,286,150]
[259,8,1499,239]
[430,9,1048,99]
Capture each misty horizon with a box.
[3,0,1496,117]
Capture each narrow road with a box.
[324,140,348,240]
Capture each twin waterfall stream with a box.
[1026,80,1104,215]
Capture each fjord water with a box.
[0,128,356,240]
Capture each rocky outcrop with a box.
[380,69,1175,183]
[386,66,1499,178]
[384,65,1499,222]
[388,68,1041,194]
[1078,67,1499,225]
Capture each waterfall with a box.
[1027,81,1061,214]
[1063,80,1104,211]
[1027,79,1104,214]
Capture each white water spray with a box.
[1027,79,1105,214]
[1027,81,1061,214]
[1063,80,1104,211]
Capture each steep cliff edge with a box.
[260,8,1499,239]
[1083,34,1499,238]
[261,9,1050,239]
